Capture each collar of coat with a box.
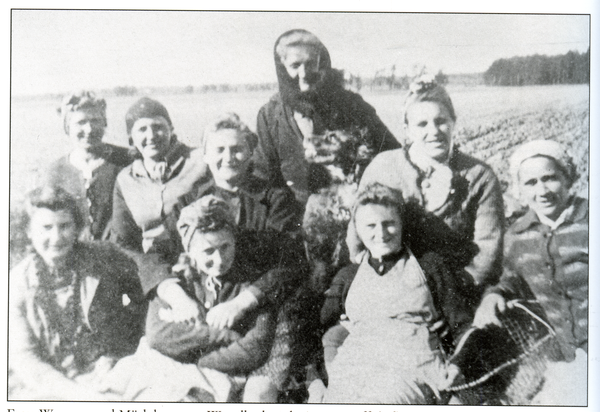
[130,141,188,181]
[25,242,104,328]
[202,173,272,202]
[511,196,588,234]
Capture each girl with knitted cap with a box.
[350,75,505,294]
[39,90,132,242]
[474,140,588,405]
[109,97,210,296]
[142,195,280,402]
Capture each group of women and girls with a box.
[9,29,588,405]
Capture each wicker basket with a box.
[447,300,562,405]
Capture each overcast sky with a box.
[11,10,590,96]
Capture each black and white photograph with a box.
[6,4,596,410]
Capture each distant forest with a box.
[484,49,590,86]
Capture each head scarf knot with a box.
[176,195,234,252]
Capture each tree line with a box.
[484,49,590,86]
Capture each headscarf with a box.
[274,29,347,123]
[403,74,457,125]
[509,139,577,199]
[176,195,235,252]
[125,97,173,135]
[58,90,107,134]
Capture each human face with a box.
[518,156,571,221]
[130,116,173,161]
[204,129,253,189]
[28,208,79,269]
[354,204,403,260]
[188,229,236,279]
[405,101,455,163]
[281,45,323,92]
[67,108,106,152]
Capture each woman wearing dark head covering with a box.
[40,90,132,241]
[109,97,210,294]
[253,29,400,205]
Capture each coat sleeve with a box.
[109,179,143,253]
[485,266,537,302]
[196,308,277,375]
[235,231,308,304]
[264,186,303,234]
[108,180,175,295]
[320,264,359,329]
[465,166,505,288]
[101,245,148,356]
[350,93,400,154]
[145,295,242,363]
[254,104,284,187]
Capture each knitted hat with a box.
[403,74,456,124]
[509,140,577,199]
[58,90,107,134]
[177,195,235,252]
[125,97,172,134]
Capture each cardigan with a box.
[487,197,588,361]
[145,258,277,375]
[354,147,505,290]
[253,92,400,204]
[9,242,147,390]
[321,249,475,357]
[109,143,211,293]
[41,143,132,241]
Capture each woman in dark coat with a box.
[253,29,399,205]
[9,186,146,401]
[179,113,314,398]
[40,90,132,241]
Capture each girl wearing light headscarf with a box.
[40,90,132,241]
[103,195,279,402]
[474,140,587,406]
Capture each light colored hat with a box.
[509,139,577,198]
[177,195,234,251]
[58,90,107,134]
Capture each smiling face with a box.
[188,229,236,279]
[405,101,455,163]
[28,207,79,269]
[281,45,324,92]
[67,108,106,152]
[518,156,571,221]
[204,129,253,189]
[130,116,173,162]
[354,203,403,260]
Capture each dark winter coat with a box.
[321,249,475,356]
[145,258,278,375]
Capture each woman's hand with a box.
[206,290,258,329]
[472,293,507,328]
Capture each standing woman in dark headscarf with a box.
[41,90,132,241]
[109,97,210,295]
[253,29,399,205]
